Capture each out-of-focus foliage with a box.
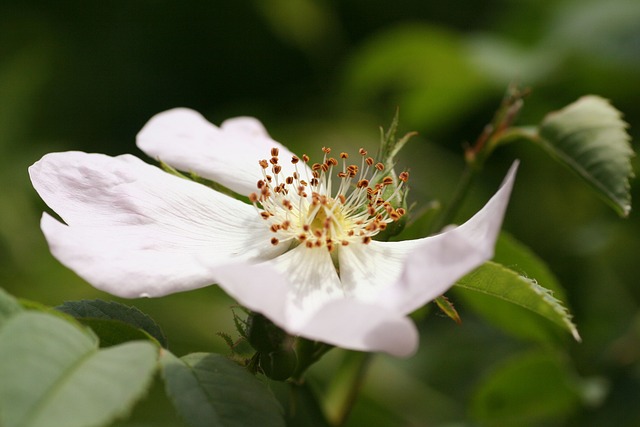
[1,0,639,425]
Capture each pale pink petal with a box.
[210,261,418,356]
[136,108,300,196]
[29,152,284,297]
[299,299,419,357]
[266,245,344,328]
[374,161,519,314]
[337,240,419,302]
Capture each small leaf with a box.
[455,261,580,341]
[471,351,582,426]
[57,299,168,348]
[0,311,158,427]
[434,295,462,324]
[537,95,634,216]
[160,351,285,427]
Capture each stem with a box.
[290,338,334,383]
[324,351,373,426]
[430,85,529,233]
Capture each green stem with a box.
[290,338,333,383]
[324,351,373,426]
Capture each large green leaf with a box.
[0,311,158,427]
[160,351,285,427]
[537,95,634,216]
[471,351,582,426]
[494,232,566,299]
[57,299,168,348]
[0,287,23,327]
[457,234,572,343]
[455,261,580,342]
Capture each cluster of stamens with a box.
[248,146,408,252]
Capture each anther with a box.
[357,179,369,188]
[271,237,279,245]
[302,154,310,163]
[399,171,409,182]
[340,152,348,159]
[362,236,372,244]
[375,162,384,171]
[249,193,258,203]
[259,159,269,169]
[322,147,331,154]
[365,157,374,166]
[271,147,279,157]
[291,155,300,164]
[359,148,367,156]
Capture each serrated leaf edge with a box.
[456,263,581,342]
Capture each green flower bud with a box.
[259,349,298,381]
[246,312,289,353]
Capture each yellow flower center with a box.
[249,147,408,252]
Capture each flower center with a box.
[249,147,408,252]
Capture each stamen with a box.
[252,146,407,252]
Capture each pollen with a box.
[249,146,409,252]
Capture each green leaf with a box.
[57,299,168,348]
[0,287,23,327]
[459,233,572,343]
[0,311,158,427]
[471,351,582,426]
[494,232,566,299]
[537,95,634,216]
[455,261,580,342]
[79,318,163,347]
[434,295,461,324]
[160,351,285,427]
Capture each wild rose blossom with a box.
[29,109,517,356]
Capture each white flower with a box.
[29,108,517,357]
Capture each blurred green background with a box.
[1,0,639,426]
